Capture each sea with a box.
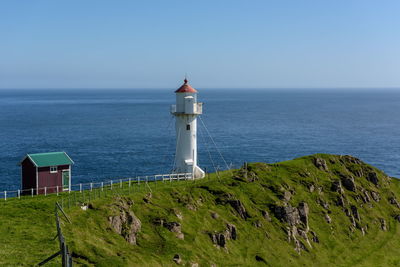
[0,88,399,191]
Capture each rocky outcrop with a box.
[389,197,400,209]
[351,205,361,221]
[313,158,329,171]
[274,205,300,226]
[108,199,141,245]
[225,223,237,240]
[380,218,387,231]
[340,174,356,192]
[332,180,344,194]
[371,191,381,202]
[210,211,219,219]
[209,223,237,248]
[281,191,292,202]
[360,189,371,203]
[173,254,181,264]
[228,199,250,219]
[325,214,332,224]
[367,172,379,186]
[298,202,309,230]
[261,210,271,221]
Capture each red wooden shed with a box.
[20,152,74,195]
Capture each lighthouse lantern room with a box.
[171,79,205,178]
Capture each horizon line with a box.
[0,87,400,90]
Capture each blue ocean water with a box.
[0,89,399,191]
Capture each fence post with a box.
[129,178,131,187]
[80,184,82,193]
[120,179,122,188]
[101,182,104,191]
[31,188,34,197]
[137,176,140,185]
[90,183,93,192]
[45,187,47,196]
[57,186,59,196]
[18,189,20,199]
[111,180,113,190]
[4,191,6,201]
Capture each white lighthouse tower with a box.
[171,79,205,178]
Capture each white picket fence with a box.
[2,172,193,201]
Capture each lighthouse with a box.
[171,79,205,179]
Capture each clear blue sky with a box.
[1,0,399,89]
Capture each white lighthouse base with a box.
[193,165,205,179]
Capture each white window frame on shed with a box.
[50,166,58,173]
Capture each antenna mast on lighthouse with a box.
[171,78,205,178]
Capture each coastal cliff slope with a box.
[1,154,400,266]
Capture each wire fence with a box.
[1,172,193,201]
[38,202,73,266]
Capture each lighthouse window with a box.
[186,124,190,130]
[50,166,57,173]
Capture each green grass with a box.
[2,154,400,266]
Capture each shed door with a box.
[62,170,70,190]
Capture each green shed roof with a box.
[23,152,74,167]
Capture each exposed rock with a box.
[173,209,183,220]
[255,255,267,264]
[165,222,182,233]
[310,231,319,243]
[210,211,219,219]
[282,191,292,202]
[349,215,357,227]
[108,209,141,245]
[350,168,364,178]
[361,190,371,203]
[173,254,181,264]
[225,223,237,240]
[340,155,362,165]
[309,184,315,193]
[340,174,356,192]
[394,215,400,222]
[380,218,387,231]
[367,172,379,186]
[331,180,344,194]
[318,199,330,210]
[325,214,332,224]
[261,210,271,221]
[314,157,329,171]
[274,205,300,226]
[344,208,351,217]
[247,171,259,182]
[209,223,237,247]
[371,191,381,202]
[176,233,185,240]
[337,194,346,207]
[389,197,400,209]
[228,199,250,219]
[298,202,309,230]
[317,187,324,195]
[209,232,227,248]
[361,227,366,236]
[253,220,262,228]
[351,205,361,221]
[294,239,308,254]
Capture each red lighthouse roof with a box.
[175,78,198,93]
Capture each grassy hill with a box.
[1,154,400,266]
